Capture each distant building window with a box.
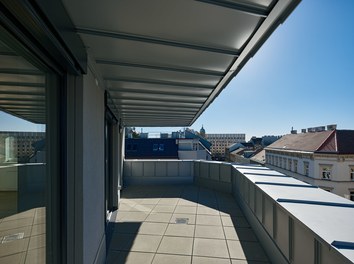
[350,191,354,201]
[153,144,158,151]
[303,162,309,176]
[294,160,298,173]
[350,167,354,180]
[288,159,292,171]
[283,158,287,169]
[279,157,282,168]
[159,144,164,151]
[321,165,332,180]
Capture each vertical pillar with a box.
[111,123,119,209]
[117,125,125,202]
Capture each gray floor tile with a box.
[138,222,168,235]
[223,227,257,241]
[227,240,268,262]
[25,247,45,264]
[120,212,149,222]
[0,226,32,239]
[28,234,45,250]
[193,238,229,258]
[153,253,192,264]
[219,205,244,217]
[196,215,222,226]
[140,198,161,205]
[221,216,250,228]
[157,236,193,255]
[132,204,155,212]
[157,198,179,205]
[193,256,231,264]
[106,251,154,264]
[152,205,176,213]
[195,225,225,239]
[0,237,29,257]
[0,252,26,264]
[178,199,198,207]
[174,206,197,214]
[118,203,135,211]
[231,260,270,264]
[165,223,195,237]
[0,218,33,232]
[108,234,136,251]
[197,206,220,215]
[145,213,172,223]
[130,234,163,253]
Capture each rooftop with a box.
[266,129,354,154]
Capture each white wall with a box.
[124,160,194,185]
[82,69,105,264]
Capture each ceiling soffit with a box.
[62,0,300,127]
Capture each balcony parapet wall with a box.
[123,159,194,185]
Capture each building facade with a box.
[206,133,246,159]
[177,138,212,160]
[265,130,354,200]
[125,138,211,160]
[0,131,45,163]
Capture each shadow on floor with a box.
[106,184,269,263]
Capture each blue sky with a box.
[140,0,354,140]
[1,1,353,139]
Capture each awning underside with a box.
[0,0,299,127]
[0,40,45,124]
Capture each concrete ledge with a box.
[124,176,193,186]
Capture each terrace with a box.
[105,160,354,264]
[1,1,354,263]
[107,184,266,264]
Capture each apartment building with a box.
[0,131,45,163]
[206,133,245,158]
[265,129,354,200]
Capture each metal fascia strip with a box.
[77,27,240,56]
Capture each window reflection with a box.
[0,39,46,263]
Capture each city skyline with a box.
[1,1,353,141]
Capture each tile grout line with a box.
[149,187,181,264]
[190,185,200,264]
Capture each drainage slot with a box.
[175,218,189,224]
[2,233,24,244]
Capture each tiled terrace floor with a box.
[106,185,269,264]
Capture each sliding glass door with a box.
[0,24,61,264]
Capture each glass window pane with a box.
[0,39,47,263]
